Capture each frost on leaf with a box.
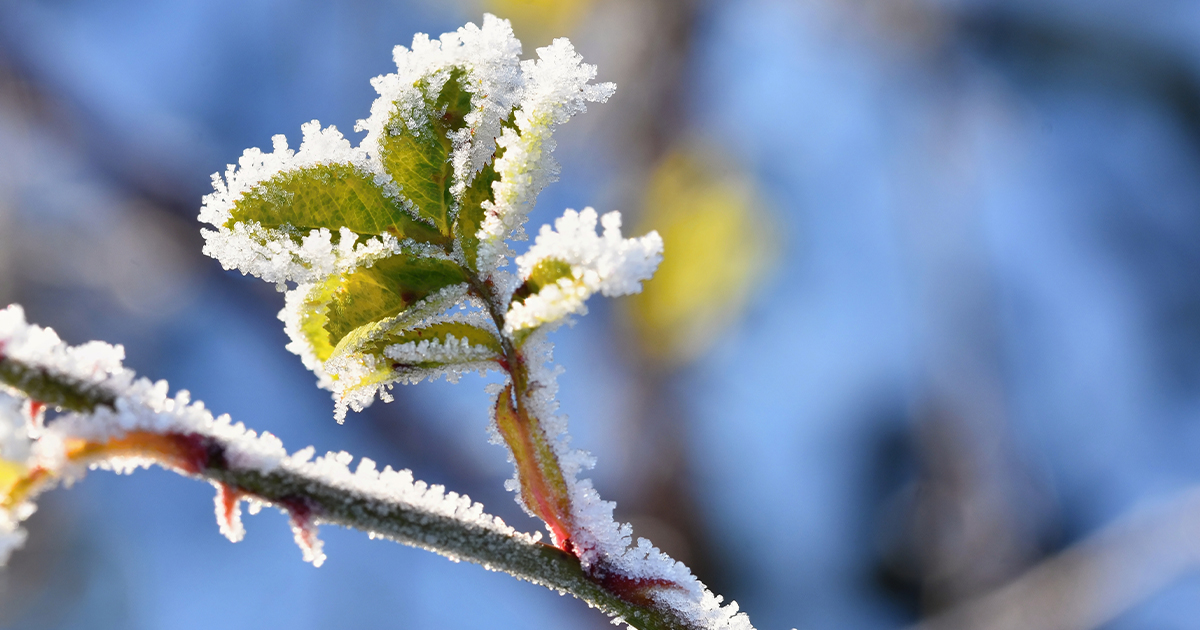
[475,39,616,272]
[201,14,615,421]
[506,208,663,334]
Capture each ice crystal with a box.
[506,208,663,333]
[0,304,532,569]
[476,40,616,272]
[384,334,497,364]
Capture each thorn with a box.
[214,483,245,543]
[281,496,326,567]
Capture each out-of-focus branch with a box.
[912,488,1200,630]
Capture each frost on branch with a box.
[0,304,537,570]
[506,208,663,333]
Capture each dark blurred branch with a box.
[913,487,1200,630]
[954,7,1200,147]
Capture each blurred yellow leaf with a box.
[482,0,593,45]
[628,148,777,367]
[0,459,27,499]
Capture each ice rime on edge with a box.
[0,304,533,569]
[475,40,616,274]
[497,329,753,630]
[506,208,663,333]
[199,122,406,288]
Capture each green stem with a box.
[0,351,117,412]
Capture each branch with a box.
[911,487,1200,630]
[0,338,702,630]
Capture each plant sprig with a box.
[0,15,754,630]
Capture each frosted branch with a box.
[0,305,739,630]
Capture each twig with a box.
[912,488,1200,630]
[0,352,698,630]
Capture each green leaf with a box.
[379,69,473,237]
[296,275,343,363]
[454,159,500,272]
[511,258,574,305]
[323,254,468,356]
[328,321,501,400]
[369,321,502,369]
[227,163,445,246]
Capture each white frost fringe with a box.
[506,208,663,333]
[0,304,533,569]
[491,329,753,630]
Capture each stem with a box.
[0,350,117,412]
[0,353,700,630]
[468,275,575,548]
[208,465,693,630]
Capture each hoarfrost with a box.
[0,393,31,464]
[0,304,533,568]
[199,123,389,287]
[506,208,663,333]
[476,40,616,273]
[383,333,497,365]
[508,329,754,630]
[356,14,524,200]
[278,283,335,391]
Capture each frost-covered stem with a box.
[207,466,691,630]
[0,352,700,630]
[0,349,116,412]
[469,275,575,548]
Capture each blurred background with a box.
[2,0,1200,628]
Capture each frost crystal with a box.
[384,334,497,365]
[0,393,32,564]
[356,14,524,198]
[476,41,616,271]
[0,304,532,569]
[506,208,663,333]
[200,124,390,287]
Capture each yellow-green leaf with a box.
[322,254,467,356]
[510,258,574,305]
[379,69,473,236]
[454,159,500,272]
[227,163,445,246]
